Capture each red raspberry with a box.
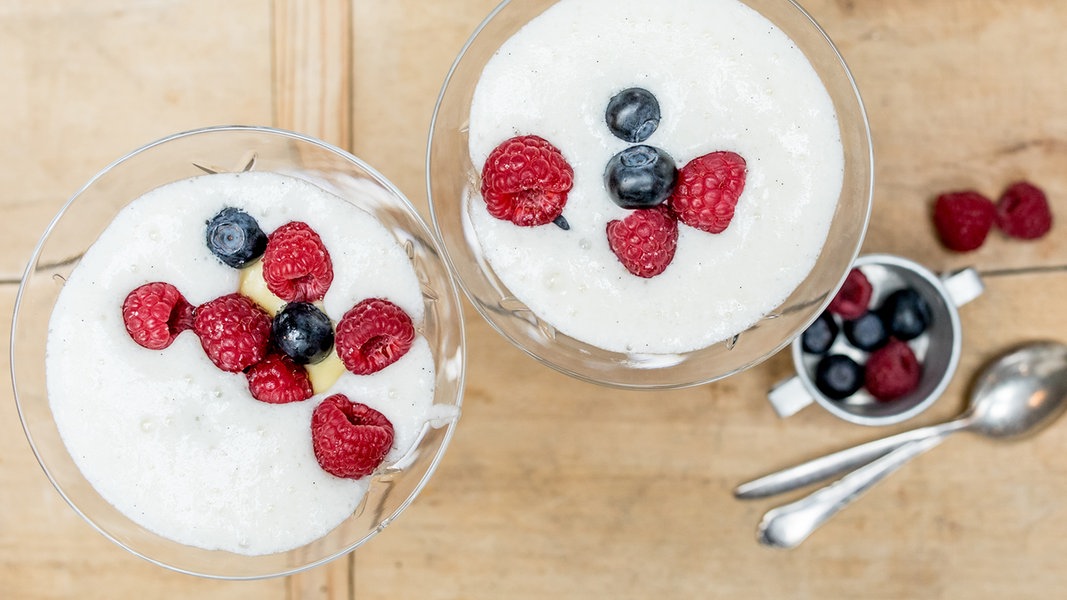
[246,353,313,404]
[481,135,574,227]
[865,338,922,401]
[932,190,996,252]
[996,180,1052,240]
[827,268,872,320]
[311,394,394,479]
[122,282,195,350]
[192,293,272,373]
[335,298,415,375]
[262,221,334,303]
[606,205,679,278]
[668,150,747,234]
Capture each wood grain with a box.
[1,1,1066,599]
[272,0,353,149]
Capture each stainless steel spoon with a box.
[751,341,1067,548]
[736,341,1067,500]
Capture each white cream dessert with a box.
[468,0,845,355]
[46,171,440,556]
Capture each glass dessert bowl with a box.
[427,0,874,389]
[11,126,466,579]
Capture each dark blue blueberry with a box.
[879,288,931,341]
[814,354,864,400]
[272,302,335,365]
[605,87,661,143]
[843,311,889,352]
[604,145,677,209]
[801,311,839,355]
[205,207,268,268]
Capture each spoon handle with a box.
[756,435,946,548]
[734,419,968,499]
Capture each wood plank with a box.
[272,0,353,149]
[271,1,357,596]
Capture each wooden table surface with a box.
[3,1,1066,598]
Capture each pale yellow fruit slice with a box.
[239,260,285,317]
[306,347,346,394]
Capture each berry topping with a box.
[481,135,574,227]
[996,180,1052,240]
[801,311,838,355]
[827,268,873,320]
[246,352,313,404]
[122,282,195,350]
[272,302,335,365]
[879,287,931,341]
[311,394,394,479]
[814,354,865,401]
[843,310,889,352]
[262,221,334,303]
[668,150,747,234]
[335,298,415,375]
[205,207,268,268]
[865,339,922,401]
[606,205,679,278]
[604,145,678,209]
[932,190,996,252]
[605,87,661,143]
[192,293,272,372]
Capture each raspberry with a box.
[121,282,194,350]
[246,353,313,404]
[606,205,679,278]
[996,180,1052,240]
[311,394,394,479]
[667,150,747,234]
[827,268,872,320]
[864,338,922,402]
[335,298,415,375]
[481,135,574,227]
[192,293,272,372]
[262,221,334,303]
[932,190,996,252]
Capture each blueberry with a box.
[604,145,677,209]
[879,288,931,341]
[801,311,838,355]
[605,87,661,143]
[206,207,268,268]
[843,311,889,352]
[814,354,865,400]
[272,302,335,365]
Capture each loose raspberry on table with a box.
[246,352,313,404]
[667,150,747,234]
[606,205,679,278]
[827,268,873,321]
[262,221,334,303]
[122,282,195,350]
[311,394,394,479]
[932,190,996,252]
[481,135,574,227]
[335,298,415,375]
[865,338,922,402]
[996,180,1052,240]
[192,293,272,373]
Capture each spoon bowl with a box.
[965,342,1067,438]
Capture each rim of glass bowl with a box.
[11,125,466,579]
[426,0,873,390]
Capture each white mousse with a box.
[468,0,845,354]
[46,172,436,556]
